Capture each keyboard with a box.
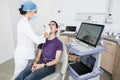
[71,42,94,52]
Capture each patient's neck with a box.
[48,33,55,40]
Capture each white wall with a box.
[9,0,120,45]
[111,0,120,33]
[0,0,119,63]
[0,0,14,64]
[32,0,53,35]
[9,0,22,47]
[34,0,107,29]
[0,0,53,64]
[34,0,120,34]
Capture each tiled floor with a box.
[0,59,112,80]
[0,59,14,80]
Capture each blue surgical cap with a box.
[21,1,37,11]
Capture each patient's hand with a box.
[34,64,45,70]
[31,64,37,72]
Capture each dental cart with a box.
[67,41,106,80]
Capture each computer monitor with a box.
[66,26,76,32]
[76,22,104,47]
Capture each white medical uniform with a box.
[12,16,45,79]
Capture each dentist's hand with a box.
[43,26,51,38]
[43,32,49,38]
[45,26,51,34]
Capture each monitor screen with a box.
[80,55,96,70]
[76,22,104,47]
[66,26,76,32]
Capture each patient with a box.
[15,21,63,80]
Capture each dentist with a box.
[11,1,50,80]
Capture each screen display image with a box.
[76,22,104,47]
[80,55,96,70]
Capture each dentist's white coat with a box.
[12,16,45,79]
[14,16,45,59]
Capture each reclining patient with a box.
[15,21,63,80]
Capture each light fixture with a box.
[104,13,113,24]
[104,0,113,24]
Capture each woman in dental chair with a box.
[15,21,63,80]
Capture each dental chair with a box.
[42,42,68,80]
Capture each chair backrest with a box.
[58,37,68,80]
[55,34,68,80]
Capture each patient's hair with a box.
[50,21,58,28]
[50,21,59,34]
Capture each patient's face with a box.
[49,22,58,34]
